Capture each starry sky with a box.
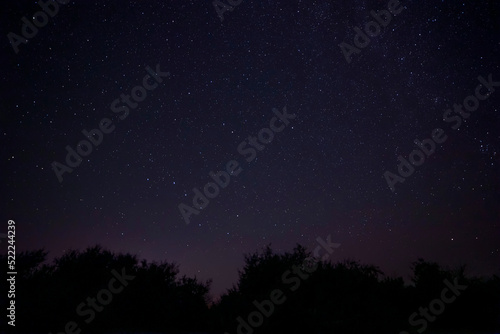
[1,0,499,299]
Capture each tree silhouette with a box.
[0,245,498,334]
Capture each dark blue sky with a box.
[1,0,499,298]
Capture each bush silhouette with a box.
[0,244,498,334]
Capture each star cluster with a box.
[1,0,499,297]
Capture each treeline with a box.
[0,244,499,333]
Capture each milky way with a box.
[2,0,499,297]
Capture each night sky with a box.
[2,0,499,299]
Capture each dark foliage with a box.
[0,245,498,334]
